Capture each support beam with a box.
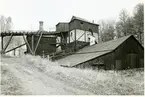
[74,29,76,51]
[13,49,15,56]
[60,32,67,49]
[1,36,3,50]
[2,34,13,53]
[31,35,34,53]
[34,32,43,54]
[23,34,33,54]
[84,31,86,42]
[76,31,86,41]
[5,43,26,54]
[61,32,65,43]
[98,31,100,43]
[70,33,74,41]
[68,27,70,44]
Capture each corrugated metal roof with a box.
[57,35,132,67]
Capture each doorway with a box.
[126,53,139,69]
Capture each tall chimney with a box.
[39,21,43,31]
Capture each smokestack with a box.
[39,21,43,31]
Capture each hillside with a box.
[0,55,144,95]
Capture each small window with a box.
[81,22,83,24]
[88,37,90,42]
[70,32,73,36]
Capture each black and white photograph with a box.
[0,0,144,95]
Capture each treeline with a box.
[99,3,144,45]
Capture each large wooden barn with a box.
[58,35,144,70]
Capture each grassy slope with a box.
[0,55,144,95]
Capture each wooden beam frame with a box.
[5,43,26,54]
[34,32,43,54]
[76,31,86,41]
[2,34,13,53]
[23,34,33,54]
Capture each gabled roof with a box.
[71,16,90,23]
[70,16,99,26]
[56,22,69,26]
[57,35,135,67]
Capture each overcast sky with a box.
[0,0,144,31]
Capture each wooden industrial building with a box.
[25,16,100,56]
[0,16,99,57]
[56,16,99,51]
[58,35,144,70]
[0,16,144,70]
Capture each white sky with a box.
[0,0,144,31]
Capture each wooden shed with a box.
[57,35,144,70]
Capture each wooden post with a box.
[60,32,66,49]
[42,50,45,58]
[84,31,86,42]
[23,34,33,54]
[14,49,15,56]
[31,35,34,54]
[1,36,3,51]
[74,29,76,51]
[68,26,70,44]
[34,32,43,54]
[98,31,99,43]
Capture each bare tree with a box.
[133,3,144,45]
[0,16,13,51]
[99,20,115,42]
[116,9,132,38]
[116,3,144,45]
[0,16,6,32]
[98,20,106,42]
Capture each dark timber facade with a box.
[58,35,144,70]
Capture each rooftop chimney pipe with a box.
[39,21,43,31]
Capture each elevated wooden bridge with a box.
[0,30,60,55]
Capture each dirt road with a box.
[1,56,93,95]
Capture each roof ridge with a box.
[77,35,132,53]
[71,16,89,22]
